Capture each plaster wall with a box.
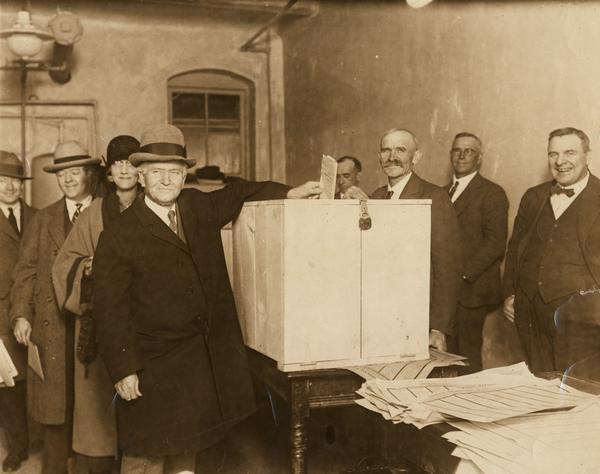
[0,1,286,182]
[280,0,600,367]
[282,0,600,223]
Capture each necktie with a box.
[72,203,83,223]
[385,190,394,200]
[448,181,459,198]
[550,184,575,197]
[167,209,178,235]
[7,207,19,235]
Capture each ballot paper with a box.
[319,154,337,199]
[355,363,594,427]
[444,399,600,473]
[349,349,466,381]
[0,339,17,387]
[28,343,44,381]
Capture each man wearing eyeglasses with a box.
[92,124,321,473]
[503,127,600,374]
[365,128,462,352]
[445,133,508,373]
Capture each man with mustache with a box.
[503,127,600,374]
[350,128,461,351]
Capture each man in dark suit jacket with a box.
[444,133,508,373]
[92,124,319,472]
[0,151,36,472]
[503,127,600,374]
[369,129,462,351]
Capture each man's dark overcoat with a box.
[10,199,71,423]
[93,180,289,457]
[0,200,36,380]
[371,173,462,336]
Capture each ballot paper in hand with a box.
[28,343,44,381]
[0,339,18,387]
[319,154,337,199]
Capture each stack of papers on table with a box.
[349,349,466,381]
[355,362,600,472]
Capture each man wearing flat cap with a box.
[10,141,100,474]
[92,124,320,473]
[0,151,36,472]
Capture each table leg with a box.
[290,379,310,474]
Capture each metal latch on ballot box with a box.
[358,199,372,230]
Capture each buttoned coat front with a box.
[10,199,70,424]
[444,173,509,308]
[93,180,289,456]
[0,200,36,382]
[371,173,462,336]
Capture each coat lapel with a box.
[399,173,424,199]
[178,195,198,247]
[47,199,67,249]
[453,173,483,216]
[132,196,190,254]
[576,174,600,247]
[0,212,18,241]
[514,182,554,270]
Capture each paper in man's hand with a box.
[0,339,18,387]
[319,154,337,199]
[28,343,44,381]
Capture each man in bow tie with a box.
[503,127,600,374]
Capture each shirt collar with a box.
[557,171,589,196]
[0,200,21,216]
[144,195,176,222]
[65,195,92,219]
[453,170,478,186]
[387,172,413,197]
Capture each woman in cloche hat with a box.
[52,135,141,474]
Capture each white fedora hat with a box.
[129,124,196,168]
[43,140,101,173]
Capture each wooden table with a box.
[246,348,459,474]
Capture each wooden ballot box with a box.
[232,199,431,371]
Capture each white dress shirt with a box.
[387,172,413,199]
[550,172,589,219]
[65,195,93,222]
[0,200,22,232]
[449,171,478,203]
[144,196,176,228]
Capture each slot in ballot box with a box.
[232,199,431,371]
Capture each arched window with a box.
[168,70,254,179]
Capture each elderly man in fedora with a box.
[92,124,320,473]
[11,141,100,474]
[0,151,36,472]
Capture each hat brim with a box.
[43,157,102,173]
[129,152,196,168]
[0,172,32,180]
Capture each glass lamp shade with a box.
[406,0,434,7]
[6,32,44,59]
[0,11,54,60]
